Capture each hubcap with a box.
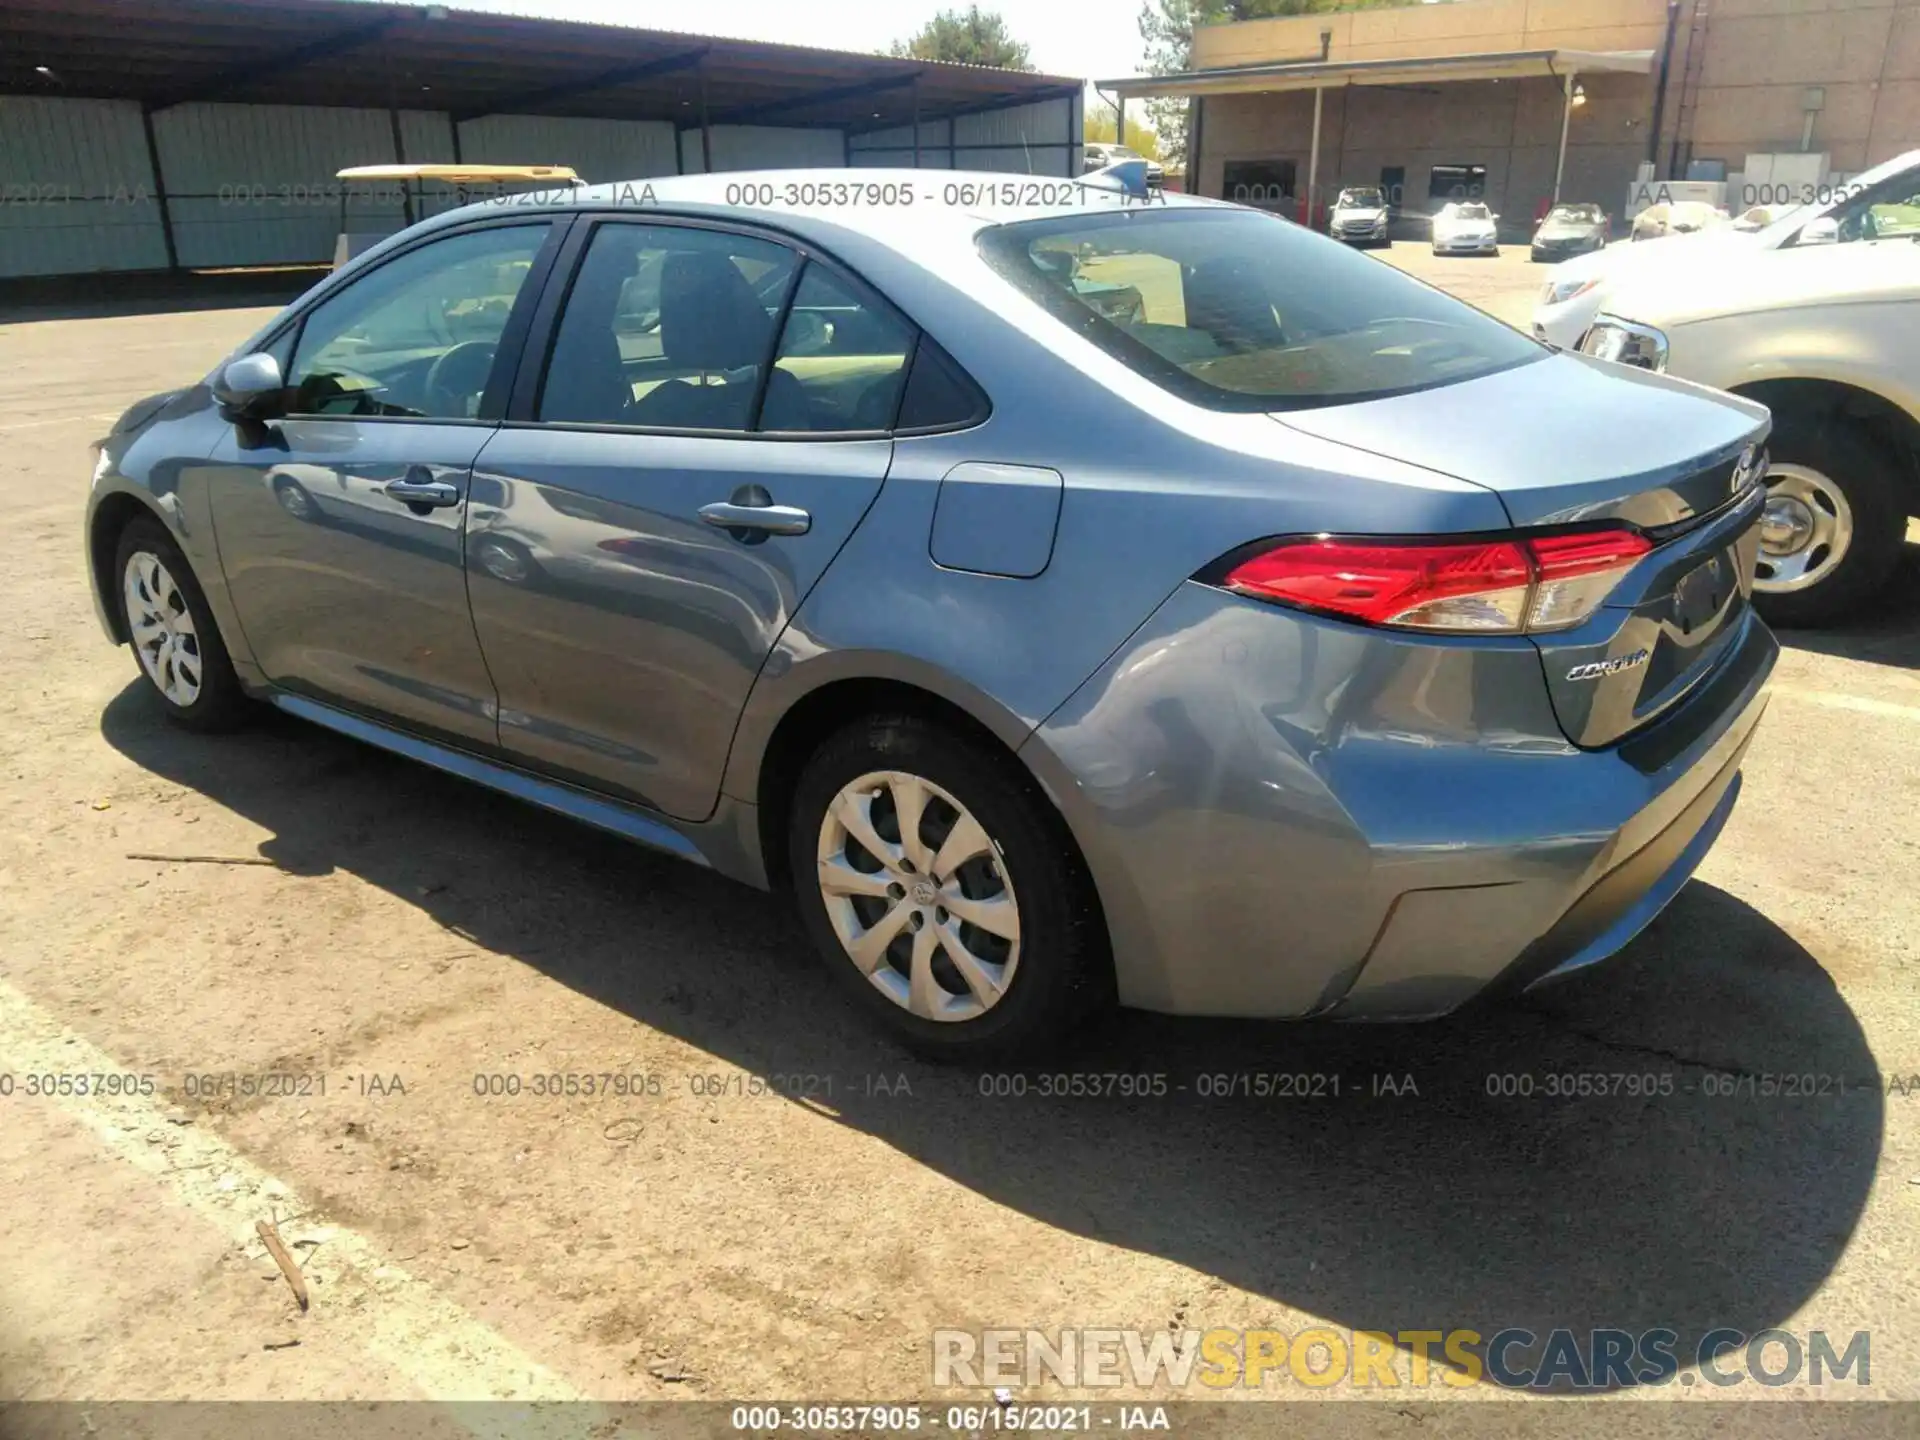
[1754,464,1854,593]
[816,770,1020,1023]
[123,551,203,707]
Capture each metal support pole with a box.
[912,76,921,168]
[1065,88,1075,177]
[1116,93,1126,152]
[1306,86,1323,228]
[138,103,179,272]
[1553,71,1577,205]
[383,49,413,224]
[700,66,713,174]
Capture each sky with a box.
[443,0,1153,88]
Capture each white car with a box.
[1629,200,1728,241]
[1329,185,1391,247]
[1082,142,1164,188]
[1430,201,1498,255]
[1535,147,1920,349]
[1578,239,1919,623]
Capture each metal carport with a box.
[0,0,1083,277]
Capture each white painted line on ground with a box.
[0,977,595,1418]
[1771,685,1920,724]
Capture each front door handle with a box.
[699,484,811,540]
[385,469,462,510]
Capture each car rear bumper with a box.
[1025,583,1776,1019]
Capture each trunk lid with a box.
[1275,352,1772,746]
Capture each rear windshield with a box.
[976,207,1542,412]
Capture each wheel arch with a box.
[743,665,1042,894]
[1730,377,1920,516]
[88,489,173,644]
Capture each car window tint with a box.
[540,223,798,430]
[760,263,914,433]
[979,207,1542,412]
[896,337,989,431]
[288,224,548,420]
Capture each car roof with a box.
[418,167,1220,253]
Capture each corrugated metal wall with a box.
[0,97,170,277]
[153,102,439,267]
[850,95,1080,176]
[3,90,1079,277]
[457,115,677,186]
[678,125,844,174]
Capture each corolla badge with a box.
[1567,648,1650,682]
[1730,444,1761,495]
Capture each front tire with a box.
[1751,416,1908,627]
[787,713,1109,1060]
[113,515,251,730]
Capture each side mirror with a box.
[1796,215,1840,247]
[214,352,286,419]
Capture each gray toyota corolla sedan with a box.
[86,171,1776,1058]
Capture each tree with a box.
[888,7,1035,71]
[1084,102,1162,161]
[1137,0,1414,169]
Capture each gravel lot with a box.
[1,246,1917,1419]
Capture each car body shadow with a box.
[100,686,1883,1392]
[1772,539,1920,670]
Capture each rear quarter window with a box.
[978,207,1543,412]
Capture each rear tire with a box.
[1751,414,1908,628]
[787,713,1109,1061]
[113,515,251,731]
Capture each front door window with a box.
[287,224,549,420]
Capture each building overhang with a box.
[1102,48,1654,100]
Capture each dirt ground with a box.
[1,252,1918,1422]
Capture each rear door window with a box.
[538,222,799,430]
[760,264,915,433]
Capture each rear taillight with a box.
[1218,527,1652,635]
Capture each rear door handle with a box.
[385,469,462,509]
[699,485,811,539]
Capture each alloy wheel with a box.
[123,550,203,706]
[815,770,1020,1023]
[1755,463,1854,594]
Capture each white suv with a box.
[1536,148,1920,350]
[1578,239,1919,624]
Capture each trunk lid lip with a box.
[1270,350,1770,531]
[1531,485,1767,748]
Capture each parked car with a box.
[88,171,1775,1057]
[1082,142,1164,188]
[1731,202,1793,232]
[1534,148,1920,348]
[1431,200,1499,255]
[1579,239,1918,625]
[1530,202,1610,261]
[1329,185,1391,247]
[1630,200,1728,241]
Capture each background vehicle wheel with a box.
[1751,416,1907,627]
[787,713,1109,1060]
[113,515,251,730]
[474,534,541,586]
